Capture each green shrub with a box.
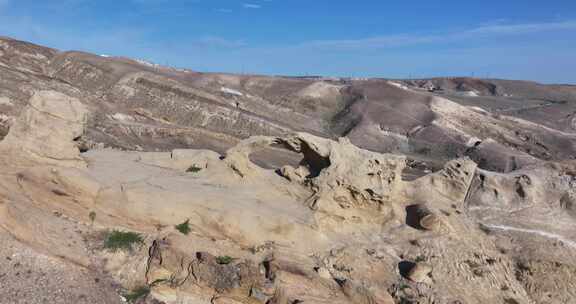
[175,219,191,235]
[186,165,202,173]
[123,286,150,303]
[216,255,234,265]
[414,255,426,262]
[104,230,143,251]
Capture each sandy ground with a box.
[0,229,123,304]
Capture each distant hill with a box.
[2,36,576,173]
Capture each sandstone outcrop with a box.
[1,89,576,303]
[0,90,88,169]
[280,133,406,230]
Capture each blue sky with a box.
[0,0,575,83]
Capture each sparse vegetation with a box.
[397,295,415,304]
[123,286,150,303]
[414,255,426,263]
[122,279,166,303]
[175,219,191,235]
[186,165,202,173]
[89,211,96,225]
[103,230,143,251]
[478,224,492,235]
[216,255,234,265]
[150,278,168,287]
[398,282,411,290]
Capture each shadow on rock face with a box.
[297,140,331,178]
[0,125,8,141]
[405,204,430,230]
[399,261,433,283]
[398,261,416,278]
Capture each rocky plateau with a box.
[1,36,576,304]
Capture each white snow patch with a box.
[99,54,110,58]
[387,81,409,90]
[220,87,244,96]
[484,224,576,249]
[110,113,135,122]
[467,106,488,114]
[462,91,479,97]
[135,59,161,68]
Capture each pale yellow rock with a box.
[0,90,88,169]
[279,133,406,231]
[407,263,433,284]
[316,266,332,280]
[135,149,221,171]
[1,90,572,304]
[407,158,477,206]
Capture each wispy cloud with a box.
[243,3,261,9]
[299,20,576,50]
[215,8,233,13]
[469,20,576,34]
[191,36,246,48]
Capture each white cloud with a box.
[299,20,576,50]
[243,3,261,9]
[468,20,576,34]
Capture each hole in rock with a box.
[73,135,90,153]
[0,123,9,141]
[398,261,416,279]
[405,204,430,230]
[247,140,331,179]
[297,141,331,178]
[262,260,275,281]
[249,143,303,170]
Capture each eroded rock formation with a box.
[1,81,576,303]
[0,90,88,169]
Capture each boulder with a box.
[0,90,88,168]
[405,263,433,284]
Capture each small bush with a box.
[186,165,202,173]
[216,255,234,265]
[123,286,150,303]
[104,230,143,251]
[89,211,96,223]
[414,255,426,263]
[175,219,191,235]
